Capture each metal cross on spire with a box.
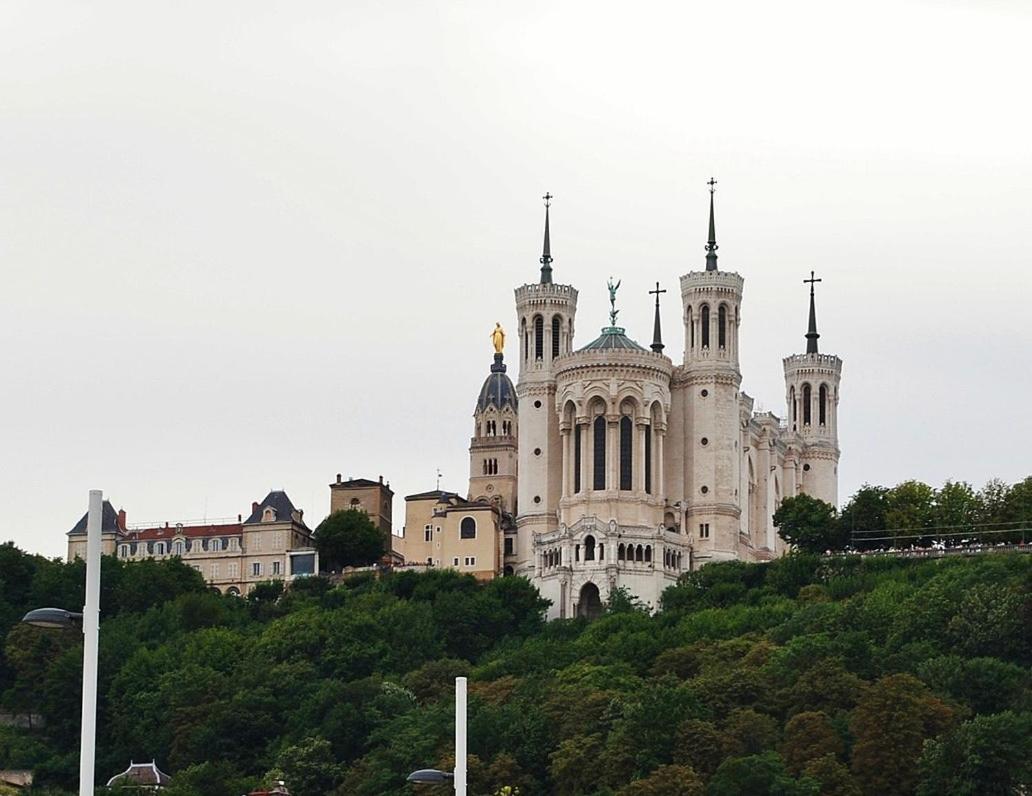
[804,271,822,354]
[539,193,554,284]
[705,178,719,271]
[649,281,667,353]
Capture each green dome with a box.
[578,326,647,353]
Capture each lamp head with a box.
[22,608,82,629]
[406,769,454,784]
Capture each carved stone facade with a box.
[504,193,842,619]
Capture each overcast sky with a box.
[1,1,1029,558]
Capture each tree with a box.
[773,494,841,554]
[708,752,819,796]
[315,510,385,570]
[780,711,844,774]
[884,481,935,542]
[269,735,345,796]
[616,764,704,795]
[723,708,778,757]
[917,711,1032,796]
[932,481,979,532]
[838,484,889,549]
[850,674,955,796]
[802,755,861,796]
[672,720,730,779]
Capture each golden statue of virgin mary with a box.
[491,322,506,354]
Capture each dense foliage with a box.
[314,509,386,570]
[777,475,1032,553]
[0,543,1028,795]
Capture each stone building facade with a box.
[66,490,318,595]
[495,189,842,618]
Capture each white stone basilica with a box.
[463,187,842,619]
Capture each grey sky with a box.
[2,1,1029,558]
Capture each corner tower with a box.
[784,272,842,505]
[469,328,518,516]
[675,181,745,564]
[515,194,578,570]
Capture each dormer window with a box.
[262,507,277,522]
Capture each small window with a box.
[464,556,476,566]
[272,561,281,576]
[552,315,561,358]
[718,304,727,348]
[534,315,544,360]
[803,383,813,425]
[211,563,220,577]
[699,523,710,539]
[155,542,165,556]
[701,305,711,348]
[504,537,514,555]
[453,557,460,566]
[210,538,221,552]
[252,562,262,576]
[460,517,476,539]
[119,545,128,558]
[424,525,433,542]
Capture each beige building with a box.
[329,474,394,545]
[395,490,503,580]
[66,490,317,595]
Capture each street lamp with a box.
[21,490,103,796]
[22,608,83,629]
[407,677,467,795]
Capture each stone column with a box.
[636,419,648,492]
[560,422,571,498]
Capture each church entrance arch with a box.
[577,582,603,619]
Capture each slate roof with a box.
[578,327,648,353]
[331,478,381,488]
[243,491,303,526]
[67,500,122,536]
[105,760,171,787]
[405,490,460,502]
[476,354,517,413]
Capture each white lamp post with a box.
[25,491,102,796]
[406,676,468,795]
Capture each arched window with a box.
[819,384,828,426]
[645,545,652,563]
[701,305,711,348]
[350,498,361,510]
[687,307,694,349]
[552,315,561,358]
[644,425,652,494]
[574,423,583,494]
[210,538,221,552]
[636,545,644,562]
[598,544,604,560]
[618,543,625,560]
[173,541,184,557]
[534,315,544,360]
[619,415,633,490]
[718,304,727,348]
[460,517,476,539]
[802,383,812,425]
[593,415,607,491]
[584,535,595,561]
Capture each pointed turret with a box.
[705,178,719,271]
[804,271,821,354]
[539,193,553,284]
[650,282,666,353]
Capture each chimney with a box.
[336,473,342,484]
[117,509,127,531]
[237,513,242,522]
[378,475,383,484]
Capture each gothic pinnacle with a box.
[539,192,553,284]
[705,178,719,272]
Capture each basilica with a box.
[396,186,843,619]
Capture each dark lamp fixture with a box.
[406,769,455,784]
[22,608,83,629]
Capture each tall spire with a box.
[539,192,553,284]
[649,282,667,353]
[804,271,822,354]
[705,178,719,271]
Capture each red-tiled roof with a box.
[128,523,242,541]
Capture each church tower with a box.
[514,195,578,571]
[676,182,745,563]
[468,332,518,517]
[784,273,842,505]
